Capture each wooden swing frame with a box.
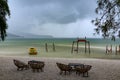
[71,39,90,54]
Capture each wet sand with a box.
[0,56,120,80]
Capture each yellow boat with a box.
[29,48,37,55]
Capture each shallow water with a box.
[0,38,119,59]
[1,38,120,47]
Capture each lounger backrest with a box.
[29,61,45,69]
[56,62,72,71]
[13,59,25,67]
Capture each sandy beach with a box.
[0,56,119,80]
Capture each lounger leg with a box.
[83,73,85,77]
[17,68,19,71]
[41,68,43,72]
[25,65,29,70]
[60,71,62,75]
[69,71,71,75]
[83,72,89,77]
[32,69,35,72]
[86,72,89,77]
[79,72,80,76]
[76,71,79,75]
[20,68,23,71]
[37,69,39,72]
[64,71,67,75]
[40,69,42,72]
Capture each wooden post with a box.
[85,37,87,54]
[71,41,74,53]
[85,36,86,39]
[115,46,117,55]
[88,41,91,54]
[106,45,108,54]
[116,45,120,55]
[77,41,79,53]
[45,43,48,52]
[85,41,86,53]
[119,45,120,54]
[111,45,112,54]
[53,43,56,52]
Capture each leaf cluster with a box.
[92,0,120,40]
[0,0,10,41]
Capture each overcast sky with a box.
[7,0,100,38]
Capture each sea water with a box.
[0,38,120,55]
[0,38,120,47]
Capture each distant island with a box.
[6,33,53,39]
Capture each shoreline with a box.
[0,55,120,61]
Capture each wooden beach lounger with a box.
[13,59,29,71]
[28,60,45,72]
[75,65,92,77]
[56,62,72,75]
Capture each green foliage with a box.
[92,0,120,40]
[0,0,10,41]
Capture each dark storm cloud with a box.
[13,0,97,24]
[8,0,98,38]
